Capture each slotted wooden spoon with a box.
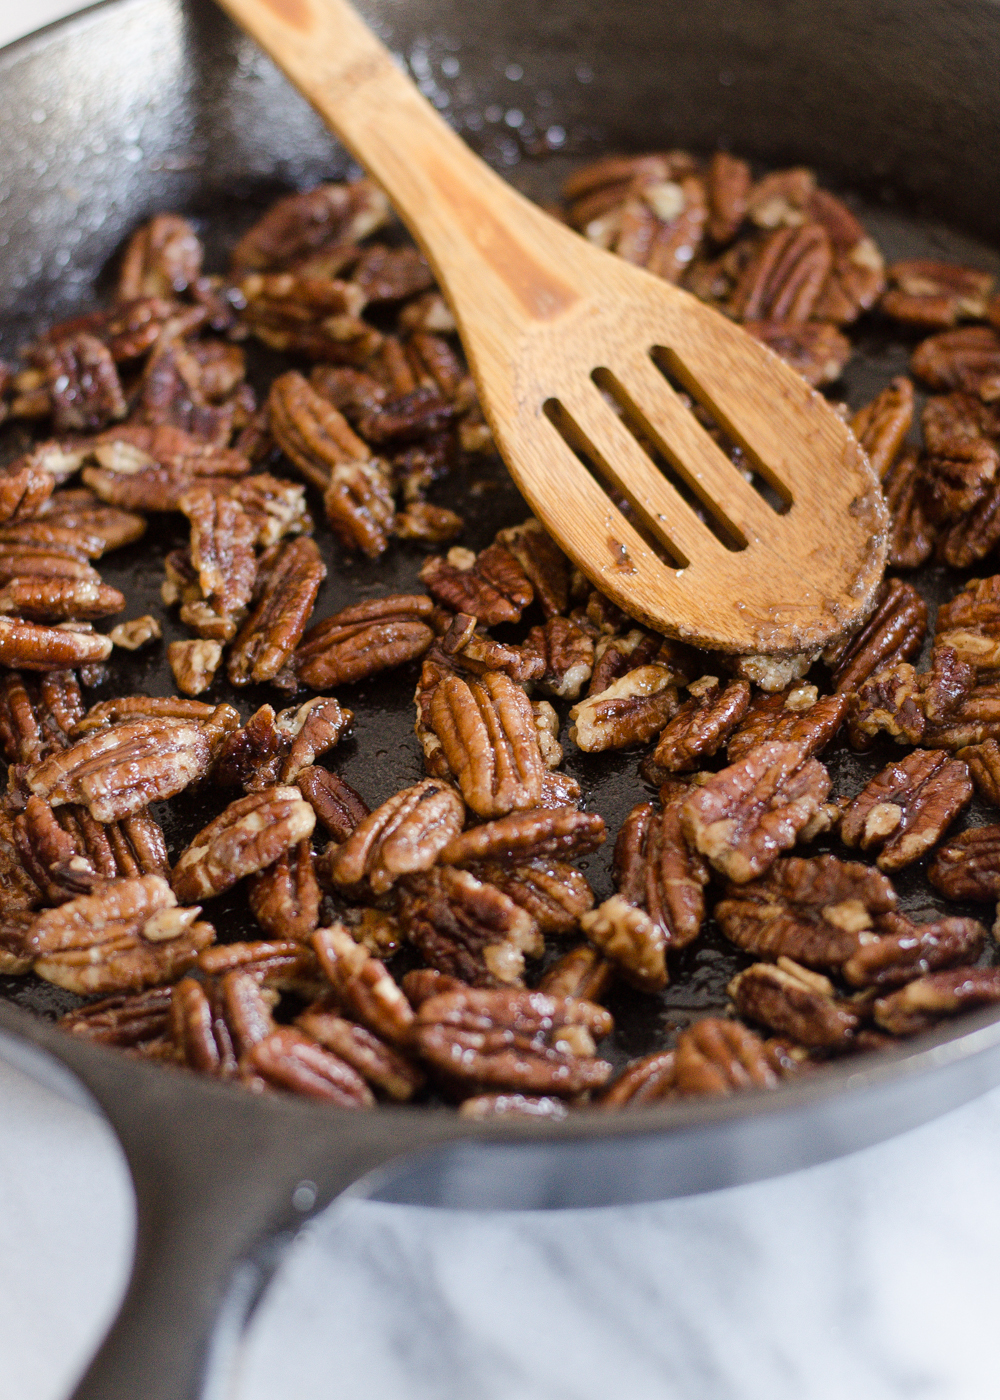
[217,0,887,655]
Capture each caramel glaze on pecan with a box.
[824,578,928,694]
[730,960,860,1050]
[296,766,369,842]
[322,779,465,898]
[840,749,973,871]
[413,987,613,1098]
[295,594,435,690]
[673,1017,779,1096]
[428,670,545,818]
[726,686,847,764]
[681,740,833,884]
[463,859,595,936]
[873,968,1000,1037]
[248,841,322,942]
[398,865,544,987]
[644,677,750,780]
[228,536,327,686]
[840,911,986,990]
[172,786,316,903]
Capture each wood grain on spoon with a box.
[218,0,888,655]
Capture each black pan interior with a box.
[3,0,1000,1080]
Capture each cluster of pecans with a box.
[2,149,1000,1118]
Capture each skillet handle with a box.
[1,1019,461,1400]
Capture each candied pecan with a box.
[168,639,222,697]
[108,616,162,651]
[841,911,986,989]
[179,488,258,640]
[312,924,415,1047]
[440,807,604,868]
[130,337,244,445]
[0,670,82,765]
[425,670,544,818]
[295,593,434,690]
[438,614,544,685]
[420,545,533,627]
[324,779,465,898]
[936,574,1000,670]
[248,841,321,942]
[494,518,571,619]
[58,986,174,1048]
[743,321,852,387]
[881,260,994,329]
[71,695,236,735]
[599,1050,677,1108]
[824,578,927,693]
[730,959,859,1049]
[117,214,203,301]
[323,460,395,558]
[851,376,914,481]
[587,628,662,695]
[230,179,389,274]
[922,392,1000,453]
[646,676,750,776]
[706,150,751,244]
[727,687,846,764]
[922,439,999,524]
[745,167,816,228]
[296,766,369,841]
[246,1027,374,1106]
[40,491,146,554]
[227,536,326,687]
[414,987,613,1096]
[459,1093,569,1120]
[522,617,594,699]
[272,696,351,784]
[239,272,371,360]
[393,501,464,544]
[957,739,1000,805]
[340,906,402,959]
[229,474,312,547]
[537,945,615,1002]
[33,334,127,433]
[846,662,925,749]
[172,786,316,903]
[26,711,219,817]
[882,446,936,568]
[463,859,594,935]
[714,855,897,971]
[873,968,1000,1036]
[198,938,322,996]
[922,676,1000,749]
[0,619,113,672]
[81,424,250,512]
[569,665,679,753]
[14,795,104,903]
[0,542,100,587]
[681,740,832,883]
[673,1018,778,1095]
[840,749,973,871]
[28,874,214,995]
[928,825,1000,900]
[268,371,370,491]
[171,970,277,1075]
[296,1006,423,1101]
[610,795,708,949]
[580,895,668,991]
[911,326,1000,396]
[355,386,456,446]
[398,865,543,986]
[0,462,54,524]
[730,224,833,322]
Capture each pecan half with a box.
[323,460,396,558]
[439,807,605,868]
[413,987,613,1096]
[882,260,994,329]
[957,739,1000,805]
[923,440,999,526]
[179,487,258,640]
[27,717,220,821]
[246,1027,375,1106]
[743,320,853,387]
[840,749,972,870]
[873,968,1000,1037]
[610,795,708,949]
[439,614,545,685]
[240,273,372,361]
[428,670,545,818]
[922,677,1000,749]
[296,1005,424,1101]
[706,151,751,244]
[537,944,615,1002]
[936,574,1000,670]
[569,665,679,753]
[296,766,369,841]
[494,518,571,619]
[911,326,1000,397]
[230,179,389,274]
[714,855,898,971]
[523,617,594,699]
[840,912,986,989]
[34,334,127,433]
[58,986,174,1048]
[729,960,859,1049]
[248,841,321,942]
[268,370,370,490]
[28,874,214,995]
[295,593,434,690]
[646,676,750,776]
[851,375,914,480]
[730,223,833,322]
[0,669,80,764]
[848,647,974,750]
[928,825,1000,900]
[81,424,250,512]
[198,938,323,996]
[312,924,415,1047]
[824,578,927,693]
[419,544,533,626]
[727,686,846,763]
[0,618,113,672]
[681,740,832,883]
[463,859,594,935]
[398,865,543,986]
[673,1018,778,1095]
[172,786,315,903]
[883,446,936,569]
[117,213,203,301]
[599,1050,677,1107]
[168,639,222,697]
[324,779,465,898]
[226,536,326,687]
[170,970,276,1076]
[580,895,668,992]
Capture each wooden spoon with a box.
[217,0,887,655]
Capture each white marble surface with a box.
[3,3,1000,1398]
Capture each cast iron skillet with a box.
[5,1,1000,1395]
